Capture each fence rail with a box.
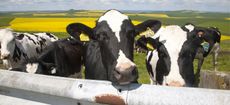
[0,70,230,105]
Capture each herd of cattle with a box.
[0,10,221,87]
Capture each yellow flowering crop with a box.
[9,18,140,32]
[221,35,230,41]
[10,18,97,32]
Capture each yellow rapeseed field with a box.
[221,35,230,41]
[225,18,230,20]
[9,18,140,32]
[10,18,97,32]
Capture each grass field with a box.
[0,10,229,84]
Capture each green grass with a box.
[50,32,69,38]
[134,53,150,84]
[200,40,230,72]
[0,17,14,27]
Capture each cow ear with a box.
[146,37,161,49]
[136,36,149,50]
[136,36,161,50]
[135,20,161,36]
[181,23,195,32]
[66,23,94,40]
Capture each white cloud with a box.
[0,0,229,12]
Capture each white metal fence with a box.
[0,69,230,105]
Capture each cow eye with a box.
[96,32,108,41]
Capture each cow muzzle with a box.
[114,62,138,85]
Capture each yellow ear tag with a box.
[139,27,155,37]
[146,43,154,50]
[80,33,89,41]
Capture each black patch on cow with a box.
[155,43,171,85]
[16,34,25,40]
[36,47,40,54]
[94,21,118,73]
[38,37,47,53]
[84,40,108,80]
[46,33,56,39]
[22,52,27,59]
[119,19,135,60]
[12,43,29,62]
[25,35,37,45]
[12,44,21,62]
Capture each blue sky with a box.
[0,0,229,12]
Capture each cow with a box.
[66,9,161,85]
[190,26,221,85]
[11,37,83,78]
[136,24,220,87]
[0,28,58,69]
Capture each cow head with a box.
[0,28,16,59]
[67,10,161,84]
[137,24,218,87]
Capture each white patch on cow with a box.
[34,33,58,42]
[116,50,135,71]
[26,63,38,73]
[217,31,221,36]
[51,68,56,74]
[151,25,188,86]
[147,50,158,85]
[98,10,128,42]
[184,24,195,32]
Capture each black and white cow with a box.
[192,26,221,73]
[0,28,58,69]
[184,25,221,85]
[11,37,83,78]
[137,24,218,87]
[67,10,161,85]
